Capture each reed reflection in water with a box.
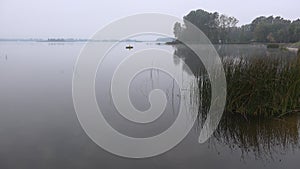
[173,44,300,160]
[213,114,300,160]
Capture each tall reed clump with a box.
[197,54,300,118]
[224,55,300,117]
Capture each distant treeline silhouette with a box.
[173,9,300,44]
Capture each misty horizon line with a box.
[0,37,175,42]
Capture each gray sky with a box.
[0,0,299,39]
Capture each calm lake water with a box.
[0,42,299,169]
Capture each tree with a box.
[173,9,300,44]
[219,14,239,43]
[173,22,182,38]
[183,9,220,43]
[289,19,300,43]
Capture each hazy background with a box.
[0,0,299,39]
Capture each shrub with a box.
[267,43,280,49]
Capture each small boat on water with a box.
[125,45,133,50]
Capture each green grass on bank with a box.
[287,41,300,48]
[267,43,280,49]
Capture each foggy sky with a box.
[0,0,299,39]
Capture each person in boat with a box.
[125,45,133,50]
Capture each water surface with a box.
[0,42,299,169]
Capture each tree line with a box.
[173,9,300,44]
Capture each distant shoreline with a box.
[0,38,167,43]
